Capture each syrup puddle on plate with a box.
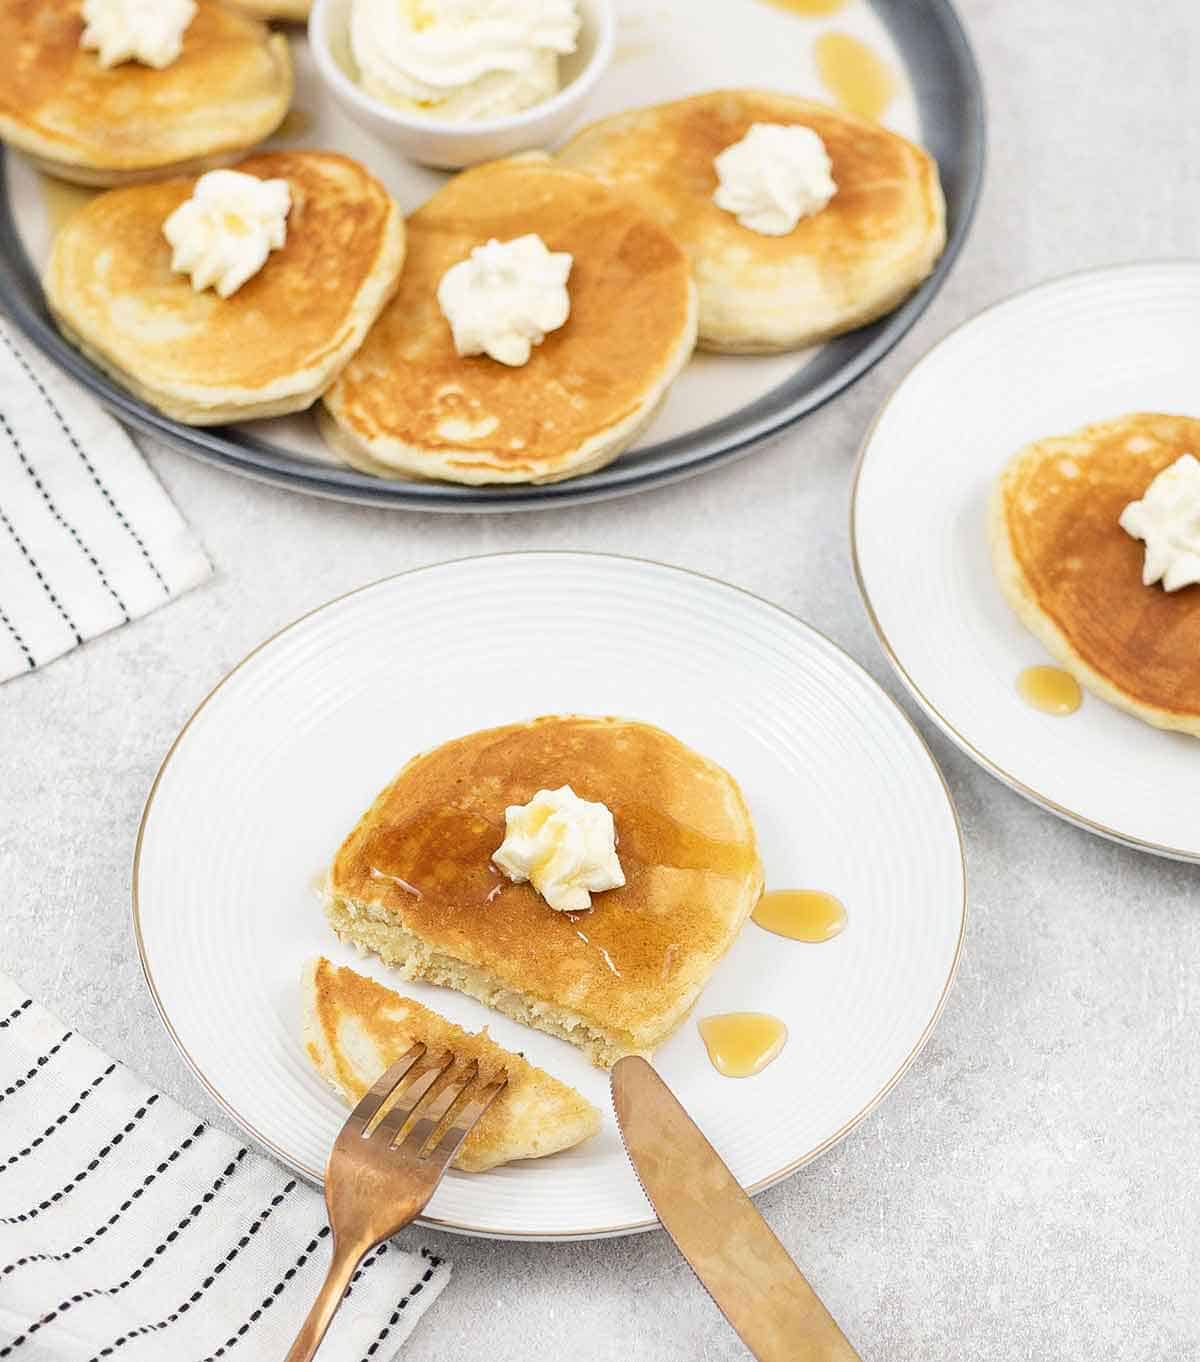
[758,0,849,14]
[1017,665,1083,716]
[814,31,895,120]
[699,1013,788,1077]
[753,889,847,942]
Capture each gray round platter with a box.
[0,0,984,513]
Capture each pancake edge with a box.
[0,32,293,186]
[989,439,1200,738]
[318,282,699,485]
[44,187,407,425]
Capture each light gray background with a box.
[3,2,1199,1357]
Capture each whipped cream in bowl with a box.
[309,0,614,168]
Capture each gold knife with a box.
[612,1056,861,1362]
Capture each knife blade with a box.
[612,1056,860,1362]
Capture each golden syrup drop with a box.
[814,31,895,120]
[760,0,848,15]
[699,1013,788,1078]
[39,176,98,235]
[753,889,847,943]
[275,107,313,141]
[1018,666,1083,716]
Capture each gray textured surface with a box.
[3,2,1200,1357]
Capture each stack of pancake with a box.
[0,2,947,484]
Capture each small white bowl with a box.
[309,0,614,171]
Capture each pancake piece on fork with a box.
[323,716,764,1068]
[990,412,1200,736]
[558,89,945,353]
[320,155,697,485]
[0,0,292,187]
[45,150,406,424]
[302,957,601,1171]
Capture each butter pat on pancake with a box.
[0,0,292,186]
[45,151,405,424]
[324,716,764,1068]
[302,957,600,1172]
[558,90,946,353]
[320,157,697,485]
[990,413,1200,737]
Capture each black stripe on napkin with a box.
[0,1094,159,1223]
[0,410,130,622]
[0,1149,249,1357]
[0,1064,116,1175]
[0,326,169,595]
[84,1180,301,1360]
[0,1031,72,1104]
[0,500,82,645]
[0,603,34,671]
[0,999,33,1028]
[361,1251,444,1361]
[1,1123,208,1278]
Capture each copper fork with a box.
[284,1045,507,1362]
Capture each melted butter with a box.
[753,889,846,942]
[613,802,757,878]
[39,176,98,236]
[699,1013,788,1078]
[814,31,895,120]
[1018,666,1083,716]
[760,0,848,14]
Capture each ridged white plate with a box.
[853,262,1200,862]
[134,553,965,1239]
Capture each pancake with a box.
[302,957,600,1171]
[45,150,405,424]
[990,413,1200,736]
[0,0,292,187]
[558,89,946,353]
[325,716,764,1068]
[320,156,697,485]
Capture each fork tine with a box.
[400,1061,479,1156]
[343,1044,427,1137]
[423,1073,508,1168]
[371,1052,455,1147]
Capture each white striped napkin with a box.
[0,974,451,1361]
[0,318,211,683]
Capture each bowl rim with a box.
[307,0,616,138]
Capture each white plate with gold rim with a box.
[852,261,1200,863]
[134,553,965,1239]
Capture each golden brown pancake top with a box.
[324,159,694,476]
[558,90,937,276]
[48,151,398,393]
[329,717,762,1037]
[0,0,288,172]
[999,413,1200,717]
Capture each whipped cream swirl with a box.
[80,0,197,69]
[438,234,572,366]
[493,785,625,912]
[1119,453,1200,592]
[163,170,291,299]
[713,122,837,235]
[350,0,580,122]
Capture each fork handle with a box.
[284,1235,371,1362]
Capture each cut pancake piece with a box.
[990,412,1200,736]
[302,957,600,1171]
[0,0,292,186]
[320,156,697,485]
[558,89,946,353]
[324,715,764,1068]
[45,150,405,424]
